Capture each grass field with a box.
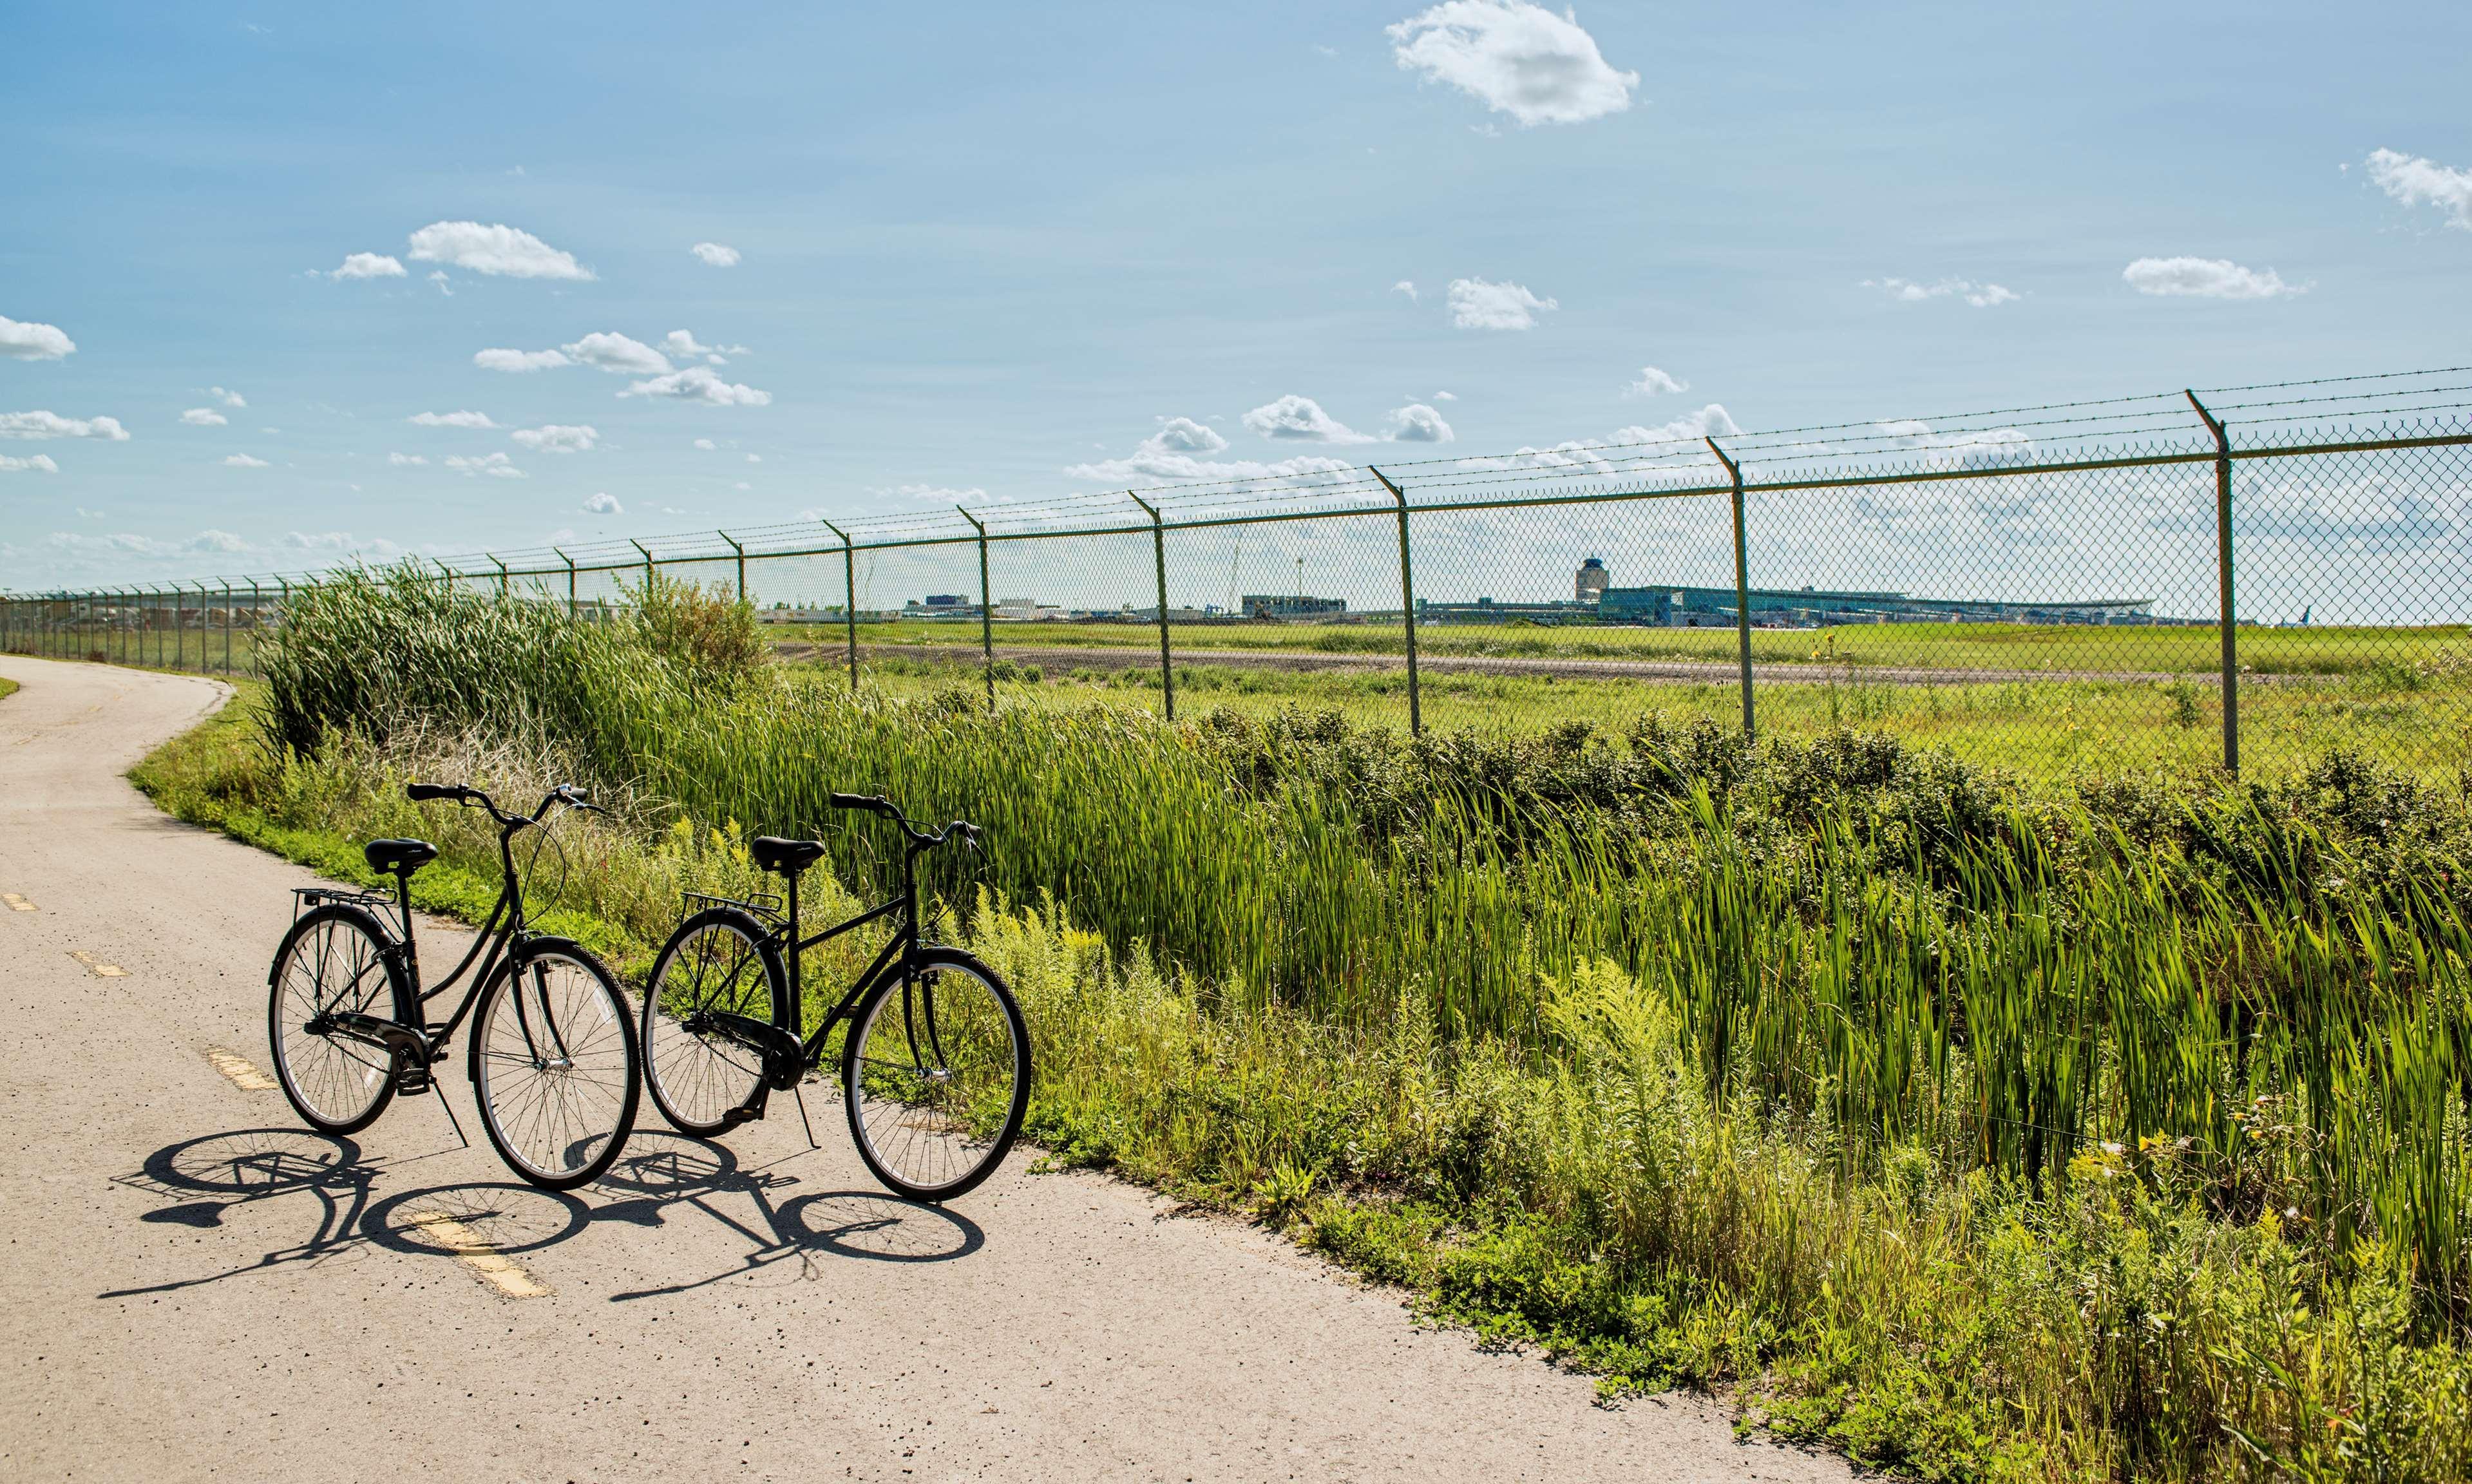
[825,647,2470,782]
[774,616,2472,677]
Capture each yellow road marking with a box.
[403,1210,553,1298]
[1,892,33,912]
[67,949,127,977]
[204,1046,278,1091]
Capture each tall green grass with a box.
[262,568,2472,1327]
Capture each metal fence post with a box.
[631,539,654,603]
[552,549,575,619]
[1707,437,1754,739]
[822,520,859,691]
[2186,392,2239,774]
[956,506,994,711]
[222,582,233,672]
[249,582,260,672]
[1369,468,1422,737]
[719,530,746,604]
[491,555,509,599]
[1128,491,1174,721]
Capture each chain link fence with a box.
[8,372,2468,781]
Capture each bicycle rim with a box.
[643,913,779,1134]
[269,913,396,1130]
[844,955,1026,1200]
[472,949,638,1188]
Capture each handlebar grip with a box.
[407,783,462,803]
[829,792,889,813]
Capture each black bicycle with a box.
[263,783,642,1190]
[640,792,1029,1202]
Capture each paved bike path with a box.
[0,654,1853,1484]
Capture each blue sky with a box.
[5,1,2469,589]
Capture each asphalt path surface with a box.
[0,654,1854,1483]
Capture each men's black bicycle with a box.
[640,792,1029,1203]
[263,783,642,1190]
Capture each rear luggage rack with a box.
[683,889,786,924]
[291,885,395,918]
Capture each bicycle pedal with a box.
[394,1067,435,1096]
[719,1105,765,1128]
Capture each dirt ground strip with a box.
[0,652,1854,1483]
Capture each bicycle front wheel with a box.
[842,949,1029,1203]
[468,940,640,1190]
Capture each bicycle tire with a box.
[467,938,640,1190]
[842,947,1030,1203]
[640,908,786,1137]
[265,903,404,1136]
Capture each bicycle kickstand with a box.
[791,1080,819,1151]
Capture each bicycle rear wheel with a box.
[642,908,785,1136]
[842,948,1029,1203]
[266,904,403,1136]
[468,940,640,1190]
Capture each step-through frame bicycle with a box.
[640,792,1029,1202]
[263,782,642,1190]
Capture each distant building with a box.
[1575,557,1608,605]
[921,594,967,609]
[1598,583,2164,628]
[1242,594,1347,619]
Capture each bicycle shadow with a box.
[104,1127,591,1297]
[595,1131,984,1302]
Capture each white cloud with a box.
[511,423,598,453]
[0,410,131,441]
[1388,1,1638,127]
[406,220,593,280]
[660,329,746,361]
[1146,415,1229,454]
[388,452,428,466]
[209,386,246,408]
[0,453,60,473]
[1387,403,1455,442]
[563,331,672,375]
[408,409,497,428]
[474,348,572,372]
[583,492,623,515]
[620,366,772,405]
[281,531,401,557]
[1434,390,1456,401]
[879,484,992,506]
[734,481,751,491]
[1472,404,1742,477]
[1063,443,1358,487]
[1391,280,1419,301]
[190,529,249,551]
[745,452,761,463]
[330,252,406,280]
[446,452,526,479]
[690,242,741,267]
[2366,147,2472,231]
[0,315,75,360]
[2122,256,2305,300]
[222,453,270,468]
[1626,366,1687,396]
[180,408,229,426]
[1242,394,1376,443]
[1862,276,2019,308]
[692,437,717,450]
[1447,276,1557,330]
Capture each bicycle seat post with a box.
[783,859,801,1036]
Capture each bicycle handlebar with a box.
[408,781,589,830]
[830,792,979,852]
